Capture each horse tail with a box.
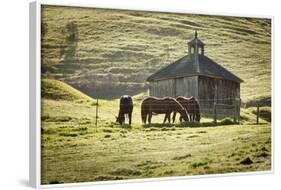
[195,100,201,122]
[141,102,147,124]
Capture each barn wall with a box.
[198,76,216,109]
[175,76,198,97]
[149,79,175,97]
[198,76,240,113]
[149,76,198,98]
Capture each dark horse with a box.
[116,95,133,125]
[141,96,189,124]
[172,96,200,122]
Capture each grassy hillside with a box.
[41,5,271,101]
[41,80,271,184]
[42,79,93,102]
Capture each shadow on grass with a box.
[121,124,132,129]
[142,122,216,128]
[106,121,133,129]
[142,120,240,128]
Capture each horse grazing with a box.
[141,96,189,124]
[172,96,201,122]
[116,95,133,125]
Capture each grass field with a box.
[41,5,271,102]
[41,79,271,184]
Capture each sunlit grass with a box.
[41,80,271,184]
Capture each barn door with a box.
[175,77,184,96]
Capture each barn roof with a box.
[146,54,243,83]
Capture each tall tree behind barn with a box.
[147,31,243,113]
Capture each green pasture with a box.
[41,79,271,184]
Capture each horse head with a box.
[116,115,125,125]
[179,108,189,122]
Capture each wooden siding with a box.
[175,77,184,96]
[175,76,198,97]
[198,76,240,112]
[149,79,175,97]
[149,76,198,98]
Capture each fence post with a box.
[237,98,240,124]
[213,103,217,124]
[256,104,260,124]
[233,100,237,123]
[95,98,99,130]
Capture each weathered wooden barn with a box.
[147,31,243,113]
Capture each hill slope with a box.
[41,5,271,101]
[42,79,93,101]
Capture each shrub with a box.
[260,109,271,122]
[240,157,253,165]
[244,96,271,108]
[252,107,271,122]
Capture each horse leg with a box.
[121,114,125,124]
[119,112,123,125]
[192,112,195,121]
[186,111,190,122]
[122,114,125,124]
[128,112,132,125]
[148,112,152,124]
[167,113,171,123]
[143,113,146,124]
[172,111,177,123]
[163,114,167,124]
[145,113,148,124]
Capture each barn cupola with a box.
[188,30,205,55]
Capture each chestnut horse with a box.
[141,96,189,124]
[172,96,200,122]
[116,95,133,125]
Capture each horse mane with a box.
[143,96,174,100]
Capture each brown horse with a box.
[141,96,189,124]
[172,96,200,122]
[116,95,133,125]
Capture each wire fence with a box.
[93,97,245,126]
[89,93,265,130]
